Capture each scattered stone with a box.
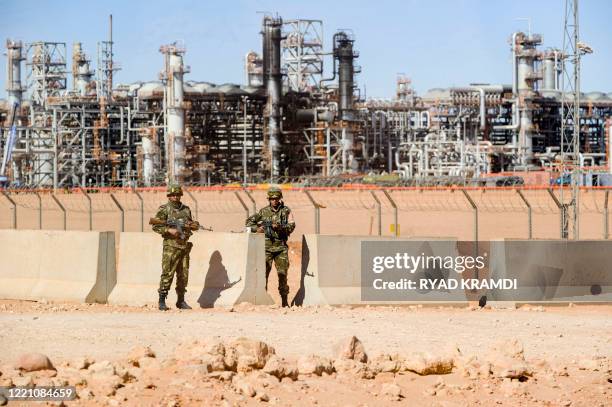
[201,354,226,372]
[233,375,256,397]
[209,371,235,381]
[12,375,34,387]
[226,337,275,372]
[263,356,298,380]
[455,354,491,379]
[403,352,454,375]
[333,336,368,363]
[137,357,161,371]
[334,358,373,379]
[297,355,334,376]
[369,354,401,374]
[381,383,403,400]
[15,353,55,372]
[128,346,156,366]
[69,357,93,370]
[78,388,95,400]
[87,360,115,377]
[88,375,122,397]
[486,339,533,380]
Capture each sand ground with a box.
[0,301,610,406]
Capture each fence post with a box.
[132,188,144,232]
[79,188,92,231]
[2,191,17,229]
[35,192,42,229]
[516,189,532,239]
[461,189,478,242]
[234,191,249,218]
[184,188,199,221]
[109,193,125,232]
[381,190,398,237]
[243,188,257,214]
[303,190,323,234]
[547,188,564,239]
[604,190,609,239]
[370,190,382,236]
[51,193,66,230]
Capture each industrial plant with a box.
[1,14,611,188]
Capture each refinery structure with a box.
[1,12,612,188]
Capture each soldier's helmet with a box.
[167,184,183,196]
[267,186,283,200]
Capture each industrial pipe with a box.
[262,16,283,180]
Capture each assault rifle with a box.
[258,220,275,240]
[257,218,287,241]
[149,218,213,239]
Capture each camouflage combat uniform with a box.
[152,190,194,302]
[245,189,295,299]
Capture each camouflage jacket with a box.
[152,201,194,248]
[245,204,295,249]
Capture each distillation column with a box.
[4,40,24,184]
[262,16,283,180]
[334,31,358,172]
[514,32,542,165]
[160,44,189,184]
[6,40,24,107]
[72,43,93,96]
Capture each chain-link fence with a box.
[1,186,610,240]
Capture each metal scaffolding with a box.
[282,19,324,93]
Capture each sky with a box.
[1,0,611,98]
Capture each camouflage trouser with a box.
[158,243,192,295]
[265,246,289,296]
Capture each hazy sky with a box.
[1,0,611,98]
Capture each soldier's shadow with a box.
[291,235,310,306]
[198,250,240,308]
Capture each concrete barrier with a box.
[489,239,612,302]
[108,232,274,307]
[293,235,462,306]
[0,230,115,303]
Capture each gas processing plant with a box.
[1,14,611,188]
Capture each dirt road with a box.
[0,301,610,406]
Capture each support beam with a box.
[382,190,398,237]
[51,193,66,230]
[2,191,17,229]
[370,191,382,236]
[516,189,532,239]
[109,193,124,232]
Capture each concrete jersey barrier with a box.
[108,232,273,307]
[0,230,115,303]
[294,234,461,306]
[489,239,612,302]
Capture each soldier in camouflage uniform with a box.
[245,187,296,307]
[152,184,199,311]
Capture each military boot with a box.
[281,294,289,308]
[176,292,192,310]
[158,292,170,311]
